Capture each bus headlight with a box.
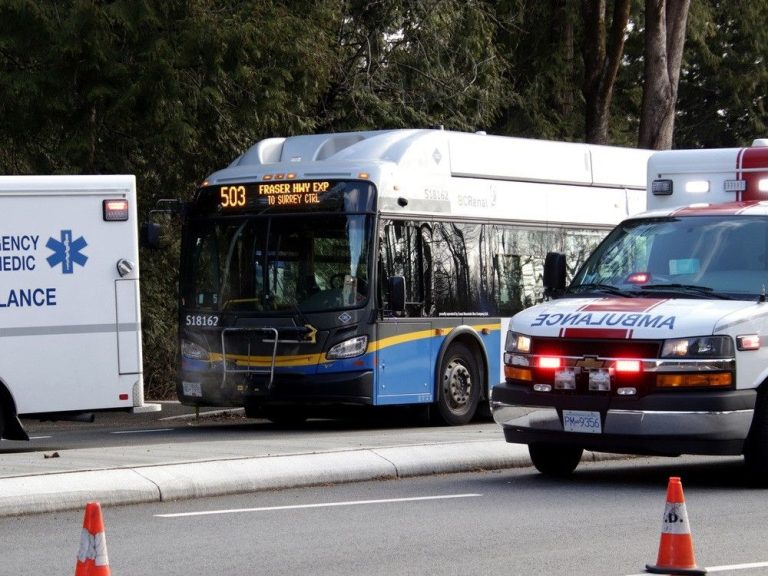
[326,336,368,360]
[181,339,210,361]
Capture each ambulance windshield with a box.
[570,215,768,299]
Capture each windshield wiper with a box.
[567,283,635,297]
[638,283,733,299]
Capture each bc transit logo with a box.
[46,230,88,274]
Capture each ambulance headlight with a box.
[326,336,368,359]
[661,335,734,358]
[504,331,531,354]
[504,331,532,365]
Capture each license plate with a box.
[562,410,602,434]
[182,380,203,398]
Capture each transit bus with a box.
[153,129,652,425]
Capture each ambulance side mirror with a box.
[543,252,566,297]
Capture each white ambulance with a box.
[0,175,158,440]
[491,140,768,483]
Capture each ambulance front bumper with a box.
[491,382,756,456]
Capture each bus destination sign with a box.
[218,181,332,209]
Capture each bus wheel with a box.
[744,389,768,486]
[0,400,4,439]
[529,443,583,477]
[434,343,480,426]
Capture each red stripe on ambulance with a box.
[739,145,768,201]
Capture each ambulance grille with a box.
[531,338,662,360]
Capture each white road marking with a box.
[110,428,173,434]
[29,436,52,440]
[155,493,483,518]
[707,561,768,572]
[626,560,768,575]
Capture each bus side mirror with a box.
[388,276,406,313]
[140,199,184,249]
[543,252,566,296]
[140,221,163,249]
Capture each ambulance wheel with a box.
[434,343,480,426]
[744,389,768,486]
[529,443,583,477]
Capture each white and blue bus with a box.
[166,129,651,425]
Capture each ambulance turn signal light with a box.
[504,365,532,381]
[656,372,732,388]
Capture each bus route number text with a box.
[219,185,246,208]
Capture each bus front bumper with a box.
[178,369,374,407]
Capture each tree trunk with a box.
[638,0,691,149]
[582,0,632,144]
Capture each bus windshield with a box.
[182,212,372,314]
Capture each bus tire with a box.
[0,399,4,439]
[434,343,480,426]
[529,443,583,477]
[744,389,768,486]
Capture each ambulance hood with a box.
[511,297,766,340]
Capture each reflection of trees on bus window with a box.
[380,221,424,315]
[190,231,221,309]
[379,218,607,318]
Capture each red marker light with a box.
[614,360,641,373]
[537,356,562,369]
[737,334,760,351]
[103,199,129,221]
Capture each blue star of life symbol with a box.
[46,230,88,274]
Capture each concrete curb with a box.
[0,440,628,517]
[0,440,530,517]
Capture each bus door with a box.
[376,221,433,405]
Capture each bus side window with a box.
[380,220,428,317]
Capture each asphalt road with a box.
[0,402,537,517]
[3,456,767,576]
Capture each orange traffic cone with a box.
[75,502,111,576]
[646,477,706,575]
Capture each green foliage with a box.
[675,0,768,147]
[316,0,508,132]
[1,0,767,398]
[491,0,585,141]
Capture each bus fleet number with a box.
[185,314,219,327]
